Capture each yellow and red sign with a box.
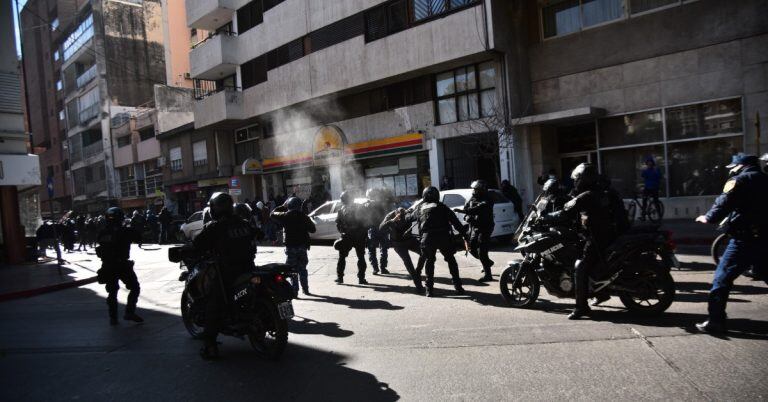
[345,132,423,159]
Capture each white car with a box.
[438,189,520,239]
[308,198,371,240]
[180,211,205,241]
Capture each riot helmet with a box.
[105,207,125,226]
[422,186,440,203]
[208,192,234,220]
[365,188,376,200]
[470,179,488,197]
[285,197,302,211]
[340,191,352,205]
[233,203,253,220]
[542,178,561,196]
[571,163,599,193]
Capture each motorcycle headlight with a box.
[249,276,262,285]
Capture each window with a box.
[237,0,264,34]
[667,137,739,197]
[117,136,131,148]
[266,38,305,70]
[51,18,59,31]
[192,141,207,167]
[412,0,447,22]
[235,138,260,165]
[629,0,678,14]
[53,50,60,61]
[63,14,94,60]
[189,28,198,47]
[262,0,285,12]
[366,0,479,42]
[488,191,511,204]
[435,61,496,124]
[235,125,261,143]
[241,56,267,89]
[309,14,364,53]
[311,202,333,216]
[56,80,62,91]
[442,194,465,208]
[543,0,622,38]
[59,110,65,121]
[598,110,663,147]
[600,145,665,197]
[139,128,154,141]
[170,146,182,172]
[665,99,742,141]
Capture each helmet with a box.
[285,197,302,211]
[208,192,234,220]
[233,203,253,220]
[365,188,376,200]
[571,163,599,193]
[422,186,439,203]
[340,191,352,205]
[542,178,560,196]
[202,206,213,224]
[256,201,264,210]
[105,207,124,225]
[470,179,487,197]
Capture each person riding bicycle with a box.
[640,157,662,220]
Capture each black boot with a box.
[454,286,465,296]
[696,320,727,334]
[124,312,144,323]
[425,287,434,298]
[334,276,344,284]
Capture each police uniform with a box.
[271,206,316,295]
[380,208,425,292]
[463,193,495,280]
[698,155,768,332]
[335,203,368,283]
[366,199,390,274]
[96,222,140,323]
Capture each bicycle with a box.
[626,190,664,223]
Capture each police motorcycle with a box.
[500,191,678,316]
[169,243,296,360]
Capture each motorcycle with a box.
[169,246,296,360]
[500,198,678,316]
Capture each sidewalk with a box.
[0,251,102,301]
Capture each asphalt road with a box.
[1,243,766,401]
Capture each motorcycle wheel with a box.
[499,264,540,308]
[248,298,289,360]
[180,289,204,339]
[711,233,729,265]
[619,268,675,316]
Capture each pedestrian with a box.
[75,214,88,251]
[440,176,454,191]
[158,207,172,244]
[380,207,425,293]
[365,188,390,275]
[459,180,495,282]
[640,157,662,220]
[95,207,143,326]
[130,210,145,248]
[694,155,768,334]
[271,197,316,296]
[405,186,467,297]
[145,209,158,244]
[500,179,524,222]
[334,191,369,285]
[36,220,63,265]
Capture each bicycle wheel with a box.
[648,200,664,223]
[627,200,637,223]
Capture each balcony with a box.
[193,88,245,129]
[189,32,238,80]
[83,141,104,160]
[78,102,100,126]
[63,14,95,67]
[75,65,98,89]
[186,0,249,30]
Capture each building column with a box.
[499,129,513,184]
[428,138,444,189]
[1,186,26,263]
[328,164,343,199]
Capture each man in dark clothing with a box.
[36,220,63,265]
[193,192,257,359]
[271,197,316,296]
[406,186,467,297]
[380,207,424,293]
[457,180,495,282]
[96,207,143,326]
[365,188,390,275]
[158,207,172,244]
[335,191,368,285]
[500,179,524,222]
[694,155,768,334]
[75,214,88,251]
[543,163,626,319]
[130,210,146,248]
[146,210,159,243]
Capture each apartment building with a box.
[185,0,521,206]
[21,0,167,215]
[512,0,768,217]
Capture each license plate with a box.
[277,301,294,319]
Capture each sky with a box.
[12,0,27,58]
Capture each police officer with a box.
[406,186,467,297]
[96,207,143,326]
[380,206,425,293]
[543,163,627,319]
[193,192,257,359]
[335,191,368,285]
[694,154,768,334]
[366,188,391,275]
[234,202,265,247]
[459,180,495,282]
[271,197,316,296]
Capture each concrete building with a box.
[2,0,41,263]
[21,0,168,215]
[185,0,522,207]
[511,0,768,218]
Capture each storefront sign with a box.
[313,126,346,163]
[345,132,424,159]
[197,178,230,188]
[241,158,263,174]
[262,153,312,173]
[171,182,198,193]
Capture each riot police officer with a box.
[406,186,467,297]
[543,163,627,319]
[695,155,768,333]
[96,207,143,326]
[335,191,368,284]
[459,180,495,282]
[271,197,316,296]
[366,188,391,275]
[380,207,425,293]
[193,192,257,359]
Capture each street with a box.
[1,243,767,401]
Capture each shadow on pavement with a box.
[304,292,405,311]
[678,261,715,271]
[289,316,354,338]
[674,280,768,304]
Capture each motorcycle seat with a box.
[254,263,293,273]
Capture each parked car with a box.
[179,211,205,241]
[308,198,368,240]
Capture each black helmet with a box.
[285,197,302,211]
[233,203,253,220]
[340,191,352,205]
[542,178,560,196]
[471,179,487,197]
[571,163,599,193]
[422,186,439,203]
[105,207,124,225]
[208,192,234,220]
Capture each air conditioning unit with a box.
[183,72,191,79]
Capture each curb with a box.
[0,276,98,303]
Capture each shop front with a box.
[169,182,200,217]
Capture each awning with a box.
[513,107,606,126]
